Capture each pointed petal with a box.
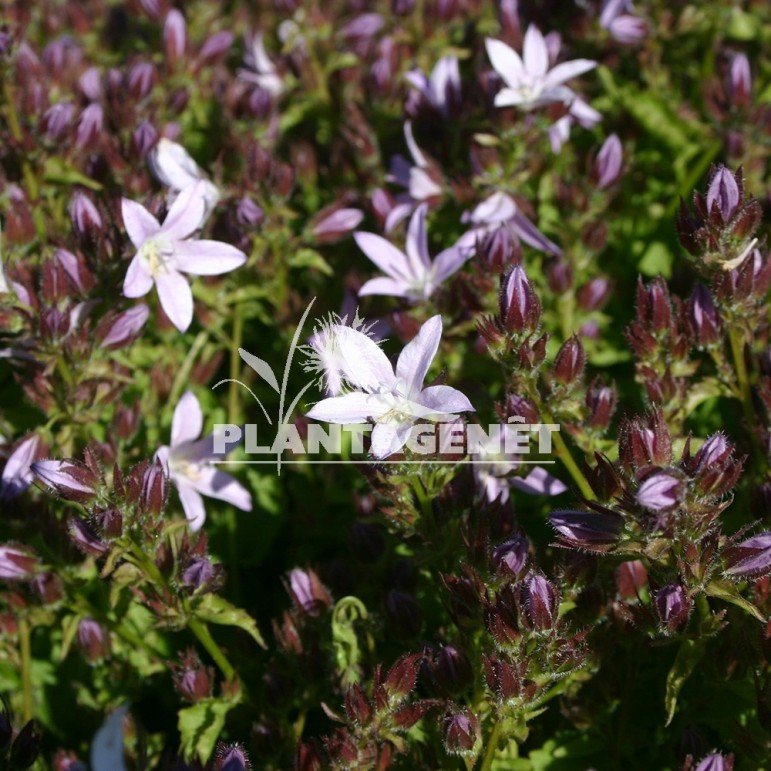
[121,199,160,247]
[333,325,396,392]
[511,212,562,256]
[523,25,549,76]
[512,467,568,495]
[176,481,207,531]
[404,121,428,167]
[408,168,442,200]
[174,240,247,275]
[384,202,415,233]
[171,391,203,447]
[123,254,153,298]
[162,182,206,240]
[485,38,524,87]
[155,270,194,332]
[543,59,597,89]
[494,88,530,107]
[188,467,252,511]
[405,204,431,272]
[432,245,469,284]
[396,314,442,397]
[354,232,410,280]
[370,422,412,459]
[358,276,411,298]
[419,384,474,415]
[306,391,391,423]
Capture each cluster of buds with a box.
[676,166,762,274]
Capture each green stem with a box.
[170,330,209,406]
[480,719,503,771]
[18,616,33,722]
[540,411,595,500]
[728,327,759,453]
[187,617,236,682]
[3,80,39,203]
[229,311,244,425]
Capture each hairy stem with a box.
[187,617,236,682]
[479,719,503,771]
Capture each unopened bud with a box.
[163,10,187,64]
[553,335,585,385]
[653,583,692,633]
[77,618,110,661]
[443,710,480,757]
[0,544,39,580]
[523,574,558,630]
[595,134,623,189]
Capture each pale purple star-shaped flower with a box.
[121,182,247,332]
[486,25,596,111]
[548,97,602,153]
[156,391,252,532]
[356,204,469,302]
[405,55,460,116]
[384,122,443,232]
[238,31,283,96]
[305,315,474,459]
[457,192,562,257]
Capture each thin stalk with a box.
[170,330,209,406]
[550,429,595,500]
[229,311,244,425]
[18,616,33,722]
[479,719,503,771]
[187,617,236,682]
[728,327,760,460]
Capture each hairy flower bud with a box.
[619,411,672,471]
[586,380,616,430]
[174,650,215,703]
[32,572,64,604]
[97,305,150,349]
[9,720,42,770]
[69,518,108,557]
[524,574,559,630]
[131,120,158,158]
[443,711,480,757]
[77,618,110,661]
[199,31,234,64]
[182,556,216,591]
[707,167,740,223]
[727,54,751,108]
[492,534,529,578]
[724,533,771,578]
[288,568,332,617]
[311,208,364,243]
[615,560,648,598]
[636,472,682,513]
[127,61,156,99]
[0,544,39,580]
[431,645,473,695]
[215,743,251,771]
[499,265,541,335]
[141,460,167,516]
[687,284,719,345]
[44,102,75,140]
[553,335,585,386]
[69,192,102,235]
[547,260,573,294]
[31,460,98,501]
[694,753,733,771]
[549,509,623,547]
[653,583,692,633]
[75,103,103,149]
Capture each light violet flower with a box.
[486,25,596,110]
[548,96,602,153]
[305,315,474,459]
[356,204,469,302]
[311,208,364,242]
[148,138,220,215]
[1,435,44,499]
[121,182,247,332]
[384,122,443,232]
[457,192,562,257]
[595,134,623,189]
[156,391,252,531]
[238,32,283,96]
[599,0,647,44]
[405,55,460,116]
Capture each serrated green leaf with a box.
[178,697,236,762]
[705,580,766,622]
[195,594,267,648]
[664,638,706,726]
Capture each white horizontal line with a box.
[212,460,556,465]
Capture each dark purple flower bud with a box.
[383,653,422,703]
[141,460,167,516]
[694,754,732,771]
[236,196,264,227]
[500,265,541,335]
[182,557,215,590]
[131,120,158,158]
[432,645,473,695]
[693,432,732,470]
[553,335,585,385]
[443,711,480,757]
[54,249,87,293]
[288,568,332,617]
[8,720,42,770]
[164,9,187,64]
[498,0,520,36]
[31,572,64,604]
[595,134,623,189]
[311,208,364,242]
[653,583,692,633]
[724,533,771,578]
[586,380,616,430]
[69,518,108,557]
[384,590,421,638]
[577,277,612,311]
[706,167,740,222]
[69,192,102,235]
[75,103,102,149]
[687,284,719,345]
[0,544,39,580]
[549,510,623,546]
[174,650,215,703]
[524,574,559,630]
[728,53,751,108]
[43,102,75,140]
[215,743,251,771]
[615,560,648,598]
[636,472,682,512]
[492,534,529,577]
[77,618,110,661]
[482,225,515,268]
[31,460,97,501]
[547,260,573,294]
[199,31,234,63]
[127,61,156,99]
[97,305,150,349]
[619,411,672,471]
[247,87,272,118]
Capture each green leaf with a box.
[195,594,267,648]
[332,596,368,686]
[59,614,81,661]
[178,697,237,762]
[43,158,103,190]
[664,638,706,726]
[638,241,673,278]
[705,580,766,622]
[288,248,333,276]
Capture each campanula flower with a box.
[405,55,460,116]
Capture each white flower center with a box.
[140,235,175,278]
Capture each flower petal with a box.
[404,121,428,168]
[306,391,390,423]
[512,467,567,495]
[174,240,247,275]
[485,38,524,87]
[542,59,597,90]
[370,421,413,459]
[358,276,411,298]
[396,314,442,398]
[432,246,469,284]
[162,181,206,240]
[123,254,153,298]
[175,481,207,531]
[171,391,203,447]
[419,385,474,415]
[354,232,410,280]
[187,467,252,511]
[121,199,160,248]
[155,269,194,332]
[405,204,431,273]
[523,25,548,77]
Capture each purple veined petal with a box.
[706,167,740,221]
[123,254,154,298]
[511,467,567,496]
[510,211,563,256]
[306,391,391,423]
[31,460,96,494]
[1,435,43,499]
[354,232,411,280]
[161,181,207,240]
[370,421,413,459]
[485,38,524,87]
[405,204,431,273]
[171,391,203,447]
[542,58,597,90]
[175,480,207,531]
[328,325,396,393]
[408,167,442,201]
[432,245,470,284]
[395,314,442,399]
[186,466,252,511]
[174,240,247,275]
[418,384,474,415]
[404,121,428,168]
[358,276,411,298]
[384,201,415,234]
[155,269,194,332]
[523,25,549,77]
[121,198,161,247]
